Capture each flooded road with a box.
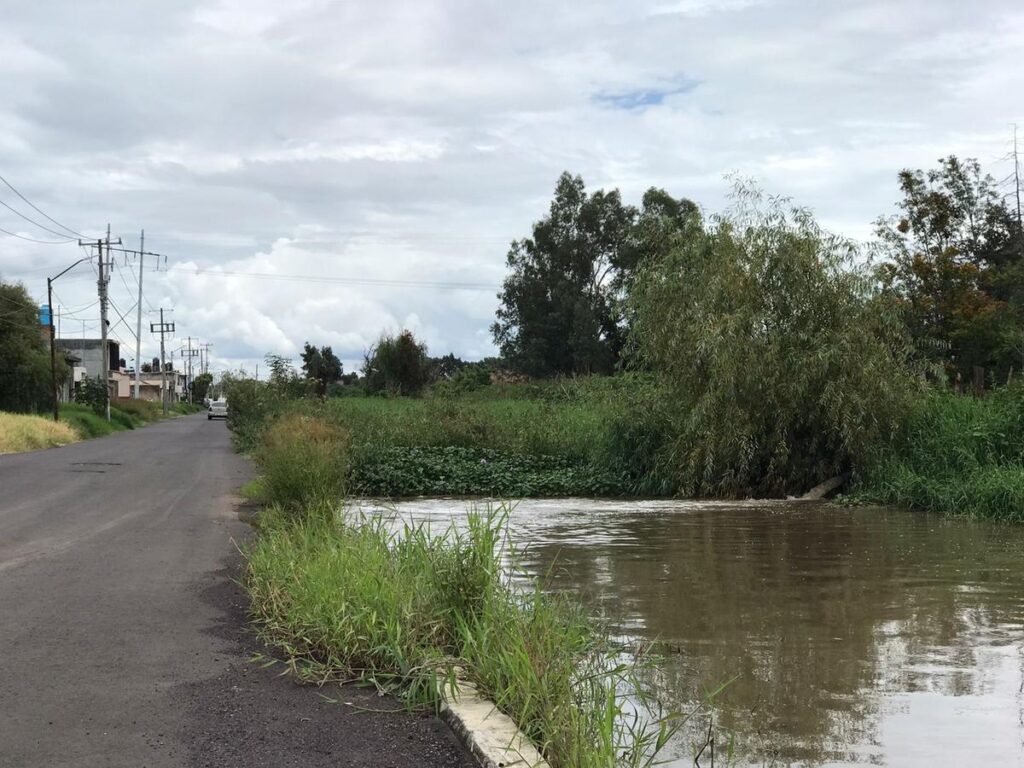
[362,498,1024,767]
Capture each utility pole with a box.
[47,280,57,421]
[133,230,144,399]
[179,337,200,404]
[150,309,175,416]
[100,225,110,421]
[79,226,121,422]
[200,342,212,375]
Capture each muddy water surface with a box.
[364,499,1024,767]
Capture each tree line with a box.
[494,158,1024,386]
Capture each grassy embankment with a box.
[244,412,683,768]
[851,385,1024,521]
[59,400,202,438]
[234,376,672,500]
[0,401,204,454]
[231,373,1024,519]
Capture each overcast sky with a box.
[1,0,1022,376]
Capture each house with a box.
[54,338,120,400]
[111,369,188,403]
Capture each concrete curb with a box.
[440,680,550,768]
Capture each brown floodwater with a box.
[362,498,1024,767]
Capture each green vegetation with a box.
[0,282,68,414]
[59,403,123,438]
[230,375,662,499]
[362,330,433,395]
[247,497,681,768]
[257,413,349,509]
[852,386,1024,521]
[0,412,80,453]
[226,159,1023,518]
[74,375,110,416]
[875,156,1024,384]
[57,400,201,440]
[191,372,213,403]
[628,187,924,497]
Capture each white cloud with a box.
[0,0,1021,375]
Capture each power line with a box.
[0,171,87,238]
[0,225,75,244]
[0,197,81,240]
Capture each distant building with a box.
[55,338,120,399]
[110,369,187,403]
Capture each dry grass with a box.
[0,411,80,454]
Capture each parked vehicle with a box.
[207,399,228,420]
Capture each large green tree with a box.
[875,156,1024,382]
[300,342,343,398]
[492,173,639,377]
[492,174,698,377]
[0,281,66,413]
[630,186,922,497]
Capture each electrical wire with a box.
[0,225,75,244]
[0,197,81,240]
[0,171,87,238]
[107,295,139,342]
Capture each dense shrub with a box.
[74,376,109,417]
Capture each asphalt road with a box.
[0,414,474,768]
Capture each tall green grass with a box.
[59,400,201,440]
[60,403,122,437]
[256,413,349,510]
[852,386,1024,520]
[325,395,616,461]
[246,505,683,768]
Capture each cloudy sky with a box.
[1,0,1022,376]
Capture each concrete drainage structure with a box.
[440,679,550,768]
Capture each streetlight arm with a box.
[49,255,94,282]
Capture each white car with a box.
[207,399,228,420]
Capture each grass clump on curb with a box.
[0,411,81,453]
[246,505,680,768]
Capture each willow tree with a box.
[629,187,923,497]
